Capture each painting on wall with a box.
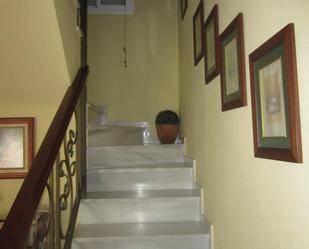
[0,118,34,178]
[249,23,302,163]
[193,0,204,66]
[203,4,220,84]
[180,0,187,20]
[219,13,246,111]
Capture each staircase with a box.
[72,144,211,249]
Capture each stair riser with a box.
[79,197,200,224]
[88,144,184,167]
[72,238,209,249]
[87,168,193,192]
[88,129,144,147]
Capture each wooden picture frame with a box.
[180,0,187,20]
[0,117,34,178]
[203,4,220,84]
[193,0,204,66]
[219,13,246,111]
[249,24,302,163]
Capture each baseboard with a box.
[202,215,214,249]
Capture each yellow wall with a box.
[88,0,179,137]
[54,0,81,81]
[0,1,80,219]
[179,1,309,249]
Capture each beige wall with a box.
[0,1,80,219]
[88,0,179,137]
[179,1,309,249]
[54,0,81,81]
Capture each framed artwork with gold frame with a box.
[0,117,34,178]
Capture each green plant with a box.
[155,110,179,125]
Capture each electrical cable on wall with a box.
[123,0,128,68]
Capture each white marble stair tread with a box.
[88,161,193,170]
[72,237,209,249]
[89,125,145,132]
[79,189,201,224]
[87,144,185,167]
[72,222,210,249]
[87,144,183,150]
[84,188,200,200]
[73,221,210,241]
[87,165,193,192]
[87,162,193,173]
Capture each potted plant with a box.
[155,110,179,144]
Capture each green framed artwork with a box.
[180,0,187,20]
[193,0,204,66]
[204,4,220,84]
[0,117,34,178]
[249,23,302,163]
[219,13,246,111]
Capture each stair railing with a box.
[87,101,104,115]
[0,66,89,249]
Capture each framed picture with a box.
[180,0,187,20]
[0,117,34,178]
[219,13,246,111]
[193,0,204,66]
[203,4,220,84]
[249,24,302,163]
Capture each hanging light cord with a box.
[123,1,128,68]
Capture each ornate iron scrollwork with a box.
[25,183,52,249]
[57,116,78,241]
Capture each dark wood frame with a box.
[180,0,187,20]
[219,13,246,111]
[193,0,204,66]
[203,4,220,84]
[0,117,34,179]
[249,23,302,163]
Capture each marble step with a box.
[88,125,145,146]
[72,221,210,249]
[79,189,201,224]
[88,161,193,169]
[87,144,185,168]
[87,163,193,192]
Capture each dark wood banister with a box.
[0,66,89,249]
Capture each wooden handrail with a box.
[0,66,89,249]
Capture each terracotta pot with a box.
[156,124,178,144]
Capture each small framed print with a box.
[180,0,187,20]
[193,0,204,66]
[0,118,34,178]
[220,13,247,111]
[203,4,220,84]
[249,24,302,163]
